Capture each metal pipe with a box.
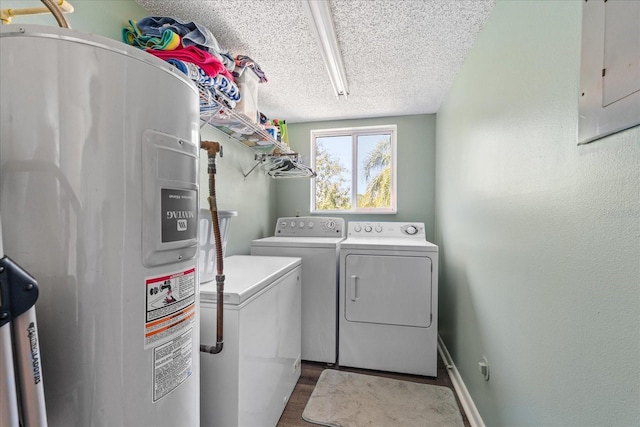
[0,322,19,427]
[1,217,48,426]
[199,141,225,355]
[0,216,20,427]
[13,306,48,426]
[40,0,71,28]
[1,0,73,27]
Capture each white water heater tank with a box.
[0,25,201,426]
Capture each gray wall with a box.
[0,0,277,255]
[279,115,437,238]
[435,1,640,426]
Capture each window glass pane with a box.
[315,136,352,211]
[311,125,396,214]
[356,134,392,208]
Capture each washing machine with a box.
[339,221,438,376]
[200,255,302,427]
[251,217,345,364]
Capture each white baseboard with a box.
[437,335,485,427]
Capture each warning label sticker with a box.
[145,267,196,348]
[152,328,193,402]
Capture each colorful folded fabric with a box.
[122,20,180,50]
[146,45,235,82]
[137,16,230,64]
[165,58,240,102]
[164,58,189,74]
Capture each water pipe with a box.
[1,0,73,27]
[199,140,225,355]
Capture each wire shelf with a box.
[197,83,316,179]
[197,83,290,154]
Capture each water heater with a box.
[0,25,201,426]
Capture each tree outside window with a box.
[311,125,397,213]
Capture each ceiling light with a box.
[301,0,349,98]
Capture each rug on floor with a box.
[302,369,465,427]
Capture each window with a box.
[310,125,397,213]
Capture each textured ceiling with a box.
[135,0,495,123]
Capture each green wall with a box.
[0,0,277,255]
[0,0,147,38]
[435,1,640,425]
[198,127,276,256]
[280,115,437,239]
[7,2,639,424]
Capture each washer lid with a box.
[340,238,438,252]
[251,236,345,248]
[200,255,301,305]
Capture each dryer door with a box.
[344,254,432,327]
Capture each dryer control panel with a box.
[347,221,426,239]
[275,216,345,237]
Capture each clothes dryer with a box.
[339,221,439,376]
[251,217,345,364]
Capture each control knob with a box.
[375,225,383,233]
[405,225,418,235]
[354,225,362,232]
[364,225,373,233]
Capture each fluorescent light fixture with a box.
[301,0,349,98]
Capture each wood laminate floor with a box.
[277,354,471,427]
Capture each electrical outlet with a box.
[479,356,490,381]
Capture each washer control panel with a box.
[348,221,426,239]
[275,216,345,237]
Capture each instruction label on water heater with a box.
[152,328,193,402]
[144,267,196,349]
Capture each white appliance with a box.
[339,221,439,376]
[0,25,201,426]
[251,217,345,364]
[200,255,302,427]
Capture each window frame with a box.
[310,124,397,214]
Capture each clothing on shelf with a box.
[233,55,268,83]
[166,59,240,102]
[136,16,234,71]
[121,16,314,179]
[147,44,235,81]
[122,20,180,50]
